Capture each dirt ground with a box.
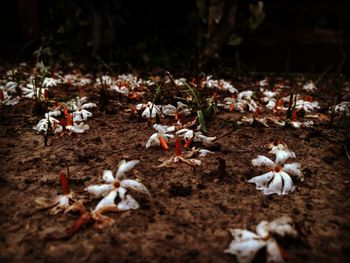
[0,74,350,263]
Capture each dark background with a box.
[0,0,349,74]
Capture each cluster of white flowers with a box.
[34,96,96,134]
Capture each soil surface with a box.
[0,73,350,263]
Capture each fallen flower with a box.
[35,172,79,215]
[136,101,162,118]
[225,216,298,263]
[68,96,97,122]
[85,160,150,220]
[146,124,175,150]
[34,111,63,134]
[248,149,303,195]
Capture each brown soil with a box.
[0,76,350,263]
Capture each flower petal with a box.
[116,160,140,179]
[85,184,113,197]
[248,171,274,191]
[264,173,283,195]
[117,187,127,200]
[146,133,159,148]
[256,220,269,239]
[121,179,150,197]
[251,156,274,168]
[225,229,266,263]
[279,171,294,195]
[273,150,295,164]
[268,216,298,238]
[94,190,118,212]
[102,170,115,183]
[266,240,285,263]
[117,194,140,211]
[282,163,303,181]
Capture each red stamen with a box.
[229,104,235,112]
[59,172,70,194]
[254,107,260,118]
[175,137,182,156]
[184,138,192,148]
[66,112,72,126]
[44,89,49,99]
[67,213,91,236]
[175,111,179,121]
[309,96,313,102]
[279,99,284,109]
[191,77,196,85]
[292,110,297,121]
[0,90,4,101]
[158,135,169,151]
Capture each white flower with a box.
[42,77,57,88]
[331,101,350,117]
[248,149,303,195]
[161,102,191,118]
[5,81,18,93]
[66,122,89,133]
[136,101,162,118]
[69,96,97,122]
[303,81,317,92]
[34,111,63,134]
[21,83,48,100]
[295,99,319,112]
[225,216,298,263]
[146,124,175,149]
[85,160,150,215]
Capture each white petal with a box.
[117,194,140,211]
[81,109,92,120]
[195,134,216,143]
[94,190,118,212]
[85,184,113,197]
[81,102,97,109]
[279,171,294,195]
[142,108,151,118]
[102,170,115,183]
[57,195,70,208]
[116,160,140,179]
[225,229,266,263]
[256,220,269,239]
[251,156,275,168]
[248,171,274,190]
[264,173,283,195]
[121,179,150,197]
[146,133,159,148]
[274,150,295,164]
[282,163,303,181]
[198,149,214,157]
[268,216,298,238]
[118,187,127,200]
[266,240,285,263]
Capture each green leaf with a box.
[197,110,207,132]
[228,33,242,46]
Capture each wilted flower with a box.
[35,172,79,215]
[21,83,48,100]
[225,216,298,263]
[248,149,303,195]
